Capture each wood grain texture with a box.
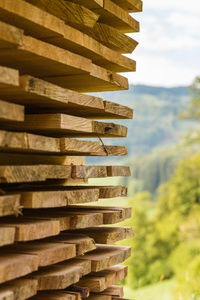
[0,194,21,217]
[26,0,99,30]
[0,217,60,241]
[31,259,91,290]
[68,0,139,33]
[0,227,15,247]
[48,233,96,255]
[79,244,131,272]
[69,227,133,244]
[0,0,136,73]
[99,286,124,297]
[5,241,76,267]
[111,0,143,12]
[85,23,138,53]
[0,76,132,119]
[2,114,127,138]
[31,291,77,300]
[78,265,128,292]
[0,165,71,183]
[0,253,38,284]
[0,100,24,123]
[0,278,38,300]
[0,66,19,88]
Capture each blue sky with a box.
[125,0,200,87]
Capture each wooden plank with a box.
[72,166,130,179]
[20,187,99,208]
[60,140,128,156]
[46,65,129,92]
[0,21,23,49]
[0,278,38,300]
[0,194,21,217]
[0,0,65,39]
[69,227,133,244]
[0,217,60,241]
[0,165,72,183]
[0,76,132,119]
[98,186,128,198]
[99,286,124,297]
[5,241,76,267]
[24,209,103,231]
[26,0,99,30]
[63,206,131,224]
[107,166,131,177]
[0,253,38,284]
[78,265,128,292]
[0,289,13,300]
[31,292,76,300]
[85,23,138,53]
[0,34,92,78]
[72,166,107,179]
[88,295,111,300]
[69,0,140,33]
[31,259,91,290]
[79,244,131,272]
[0,153,85,166]
[0,100,24,123]
[44,23,136,72]
[48,233,96,255]
[0,1,136,73]
[111,0,143,12]
[2,114,127,138]
[0,227,15,247]
[0,130,60,154]
[0,66,19,88]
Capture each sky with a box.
[125,0,200,87]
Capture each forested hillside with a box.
[92,84,192,155]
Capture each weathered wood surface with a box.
[26,0,99,30]
[0,217,60,241]
[0,154,85,166]
[20,187,99,208]
[0,194,21,217]
[0,66,19,88]
[88,295,111,300]
[68,0,139,33]
[5,241,76,267]
[47,65,129,92]
[99,285,124,297]
[78,265,128,292]
[69,227,133,244]
[79,244,131,272]
[0,33,92,78]
[0,0,136,73]
[0,227,15,247]
[24,209,103,231]
[111,0,143,12]
[31,259,91,290]
[48,233,96,255]
[0,165,71,183]
[84,23,138,53]
[1,114,127,138]
[31,291,77,300]
[0,253,38,284]
[0,278,37,300]
[0,21,23,48]
[0,76,133,118]
[0,100,24,123]
[98,186,127,198]
[72,166,130,178]
[65,206,132,224]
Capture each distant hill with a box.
[91,84,193,156]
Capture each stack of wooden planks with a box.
[0,0,142,299]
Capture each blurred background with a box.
[88,1,200,299]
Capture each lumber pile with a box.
[0,0,142,299]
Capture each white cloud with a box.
[127,0,200,86]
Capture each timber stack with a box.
[0,0,142,299]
